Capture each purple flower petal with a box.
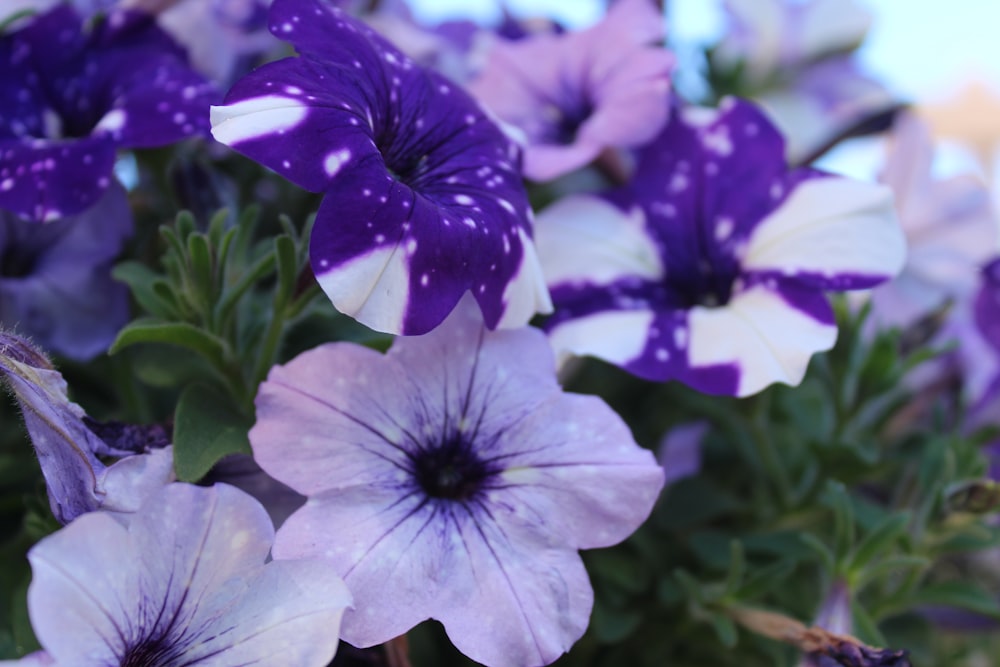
[536,99,904,396]
[27,483,351,666]
[657,422,706,485]
[0,5,215,221]
[0,184,132,359]
[251,298,664,665]
[468,0,673,181]
[0,333,174,523]
[212,0,551,334]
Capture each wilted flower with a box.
[0,184,131,360]
[24,483,352,666]
[250,299,664,666]
[0,4,215,221]
[535,99,905,397]
[0,332,174,524]
[468,0,673,181]
[212,0,551,335]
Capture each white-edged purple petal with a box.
[252,298,664,666]
[0,333,174,523]
[212,0,551,334]
[27,483,351,666]
[468,0,673,181]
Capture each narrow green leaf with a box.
[112,261,175,319]
[109,320,231,371]
[175,210,196,239]
[848,513,910,572]
[172,382,253,482]
[799,533,836,573]
[274,234,298,301]
[709,614,738,648]
[187,233,215,303]
[906,581,1000,619]
[724,540,745,597]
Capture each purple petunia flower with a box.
[0,4,215,221]
[0,184,131,360]
[468,0,673,181]
[24,483,352,666]
[657,421,706,485]
[249,298,664,666]
[211,0,551,335]
[534,99,905,397]
[868,114,998,331]
[0,332,174,524]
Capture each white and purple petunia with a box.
[868,113,998,330]
[0,4,216,222]
[535,99,906,397]
[249,299,665,667]
[468,0,673,182]
[0,332,174,524]
[23,483,352,666]
[211,0,551,335]
[0,184,132,360]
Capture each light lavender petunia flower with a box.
[0,332,174,524]
[712,0,892,163]
[0,184,131,360]
[535,99,905,397]
[249,298,665,667]
[868,113,998,330]
[657,421,706,485]
[211,0,551,335]
[24,482,352,666]
[0,5,216,222]
[468,0,673,181]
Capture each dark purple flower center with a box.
[412,433,495,502]
[119,636,184,667]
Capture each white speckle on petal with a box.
[324,148,352,177]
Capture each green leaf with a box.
[708,613,738,648]
[109,320,232,371]
[590,599,642,644]
[186,232,215,307]
[906,581,1000,619]
[848,513,910,572]
[112,261,175,319]
[274,234,298,300]
[724,540,745,597]
[172,382,253,482]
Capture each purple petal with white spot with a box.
[0,184,132,359]
[251,298,664,666]
[212,0,551,334]
[536,99,903,396]
[468,0,673,181]
[27,483,351,666]
[0,332,174,524]
[0,5,215,220]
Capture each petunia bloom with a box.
[25,483,352,666]
[0,4,215,221]
[534,99,905,397]
[868,113,998,330]
[250,299,665,667]
[0,184,131,360]
[211,0,551,335]
[468,0,673,181]
[710,0,892,163]
[0,332,174,524]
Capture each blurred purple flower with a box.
[0,184,131,360]
[25,483,351,666]
[205,453,306,529]
[658,421,706,485]
[868,113,998,330]
[535,99,905,397]
[0,332,174,524]
[468,0,673,181]
[0,4,215,222]
[712,0,892,163]
[250,299,664,666]
[212,0,551,335]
